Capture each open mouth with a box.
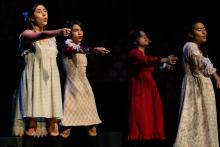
[43,17,48,22]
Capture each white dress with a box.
[13,36,63,137]
[174,42,219,147]
[61,40,101,126]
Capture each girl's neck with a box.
[71,39,81,45]
[137,46,145,53]
[32,26,44,32]
[193,40,204,46]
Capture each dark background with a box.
[0,0,220,146]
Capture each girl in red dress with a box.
[127,29,177,146]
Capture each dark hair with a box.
[186,20,208,57]
[65,19,83,30]
[198,44,208,57]
[22,3,46,30]
[186,20,203,42]
[64,19,83,38]
[128,29,143,48]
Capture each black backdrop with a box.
[0,0,220,145]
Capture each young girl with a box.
[127,29,178,147]
[12,3,70,147]
[174,21,220,147]
[59,19,109,147]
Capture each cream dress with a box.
[13,36,63,137]
[174,42,219,147]
[61,40,101,126]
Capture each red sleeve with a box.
[63,42,93,56]
[63,43,77,55]
[128,49,162,67]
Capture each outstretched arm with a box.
[128,49,162,67]
[64,40,110,56]
[21,28,70,41]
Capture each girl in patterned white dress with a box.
[174,21,220,147]
[12,3,70,147]
[59,19,109,147]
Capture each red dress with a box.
[128,48,166,140]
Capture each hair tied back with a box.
[22,11,29,23]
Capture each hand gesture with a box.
[93,47,110,56]
[61,28,71,37]
[167,55,178,65]
[160,63,175,71]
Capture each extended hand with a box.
[94,47,110,56]
[62,28,71,37]
[167,55,178,65]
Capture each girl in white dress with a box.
[59,19,109,147]
[12,3,70,147]
[174,21,220,147]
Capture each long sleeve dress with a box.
[128,48,166,140]
[174,42,219,147]
[13,35,63,137]
[60,39,101,126]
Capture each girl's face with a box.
[71,24,83,44]
[30,5,48,28]
[192,22,207,44]
[136,31,150,47]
